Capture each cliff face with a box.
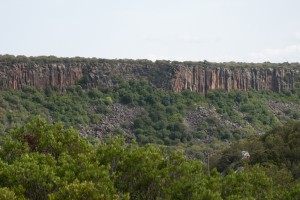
[0,64,84,91]
[0,62,173,91]
[0,61,298,94]
[172,66,296,94]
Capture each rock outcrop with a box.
[0,63,83,91]
[0,60,298,94]
[172,65,297,94]
[0,62,173,91]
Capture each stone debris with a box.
[268,100,300,121]
[80,103,144,139]
[185,105,240,132]
[241,151,250,160]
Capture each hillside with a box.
[0,55,300,199]
[0,56,299,159]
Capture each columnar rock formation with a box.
[0,60,298,94]
[0,62,172,91]
[0,64,83,91]
[172,65,296,94]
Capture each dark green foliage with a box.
[0,119,298,199]
[207,90,282,130]
[1,55,300,198]
[0,118,120,200]
[0,78,299,162]
[212,121,300,181]
[260,121,300,178]
[1,54,300,70]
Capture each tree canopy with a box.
[0,118,299,199]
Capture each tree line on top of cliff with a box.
[1,54,300,69]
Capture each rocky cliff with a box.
[172,65,297,93]
[0,58,299,94]
[0,62,173,91]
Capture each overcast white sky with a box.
[1,0,300,63]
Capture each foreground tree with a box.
[0,118,299,199]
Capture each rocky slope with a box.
[80,103,144,139]
[0,58,299,94]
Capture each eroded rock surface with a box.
[0,61,298,95]
[172,66,296,94]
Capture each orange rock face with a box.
[0,62,297,94]
[0,63,84,91]
[172,66,295,94]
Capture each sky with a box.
[0,0,300,63]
